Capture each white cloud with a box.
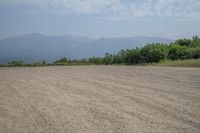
[0,0,122,12]
[0,0,200,19]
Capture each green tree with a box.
[181,48,200,59]
[88,57,103,64]
[117,49,126,63]
[124,48,141,64]
[191,36,200,48]
[53,57,68,65]
[175,39,191,47]
[140,44,166,63]
[168,45,187,60]
[112,54,121,64]
[103,52,113,65]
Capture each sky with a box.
[0,0,200,39]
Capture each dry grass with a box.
[156,59,200,67]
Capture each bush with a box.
[8,61,24,66]
[125,49,141,64]
[140,44,166,63]
[181,48,200,59]
[168,45,187,60]
[175,39,191,47]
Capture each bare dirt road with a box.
[0,66,200,133]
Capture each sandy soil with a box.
[0,66,200,133]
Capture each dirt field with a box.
[0,66,200,133]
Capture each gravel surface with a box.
[0,66,200,133]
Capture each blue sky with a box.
[0,0,200,39]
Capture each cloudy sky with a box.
[0,0,200,39]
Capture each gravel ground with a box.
[0,66,200,133]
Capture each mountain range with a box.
[0,33,173,63]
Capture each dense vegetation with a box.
[88,36,200,65]
[0,36,200,67]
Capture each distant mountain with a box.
[0,33,173,63]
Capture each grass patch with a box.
[155,59,200,67]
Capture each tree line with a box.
[1,36,200,66]
[54,36,200,65]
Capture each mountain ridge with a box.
[0,33,173,63]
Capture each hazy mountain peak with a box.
[18,33,45,38]
[0,33,173,63]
